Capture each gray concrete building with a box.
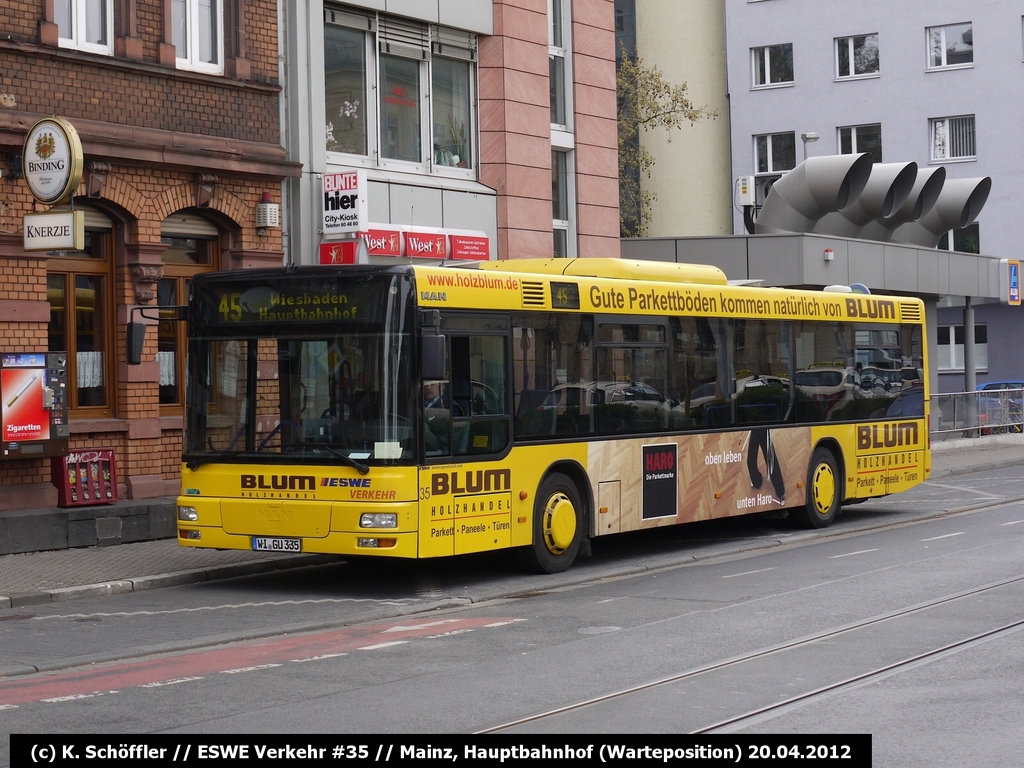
[722,0,1024,392]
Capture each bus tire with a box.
[792,447,841,529]
[522,472,583,574]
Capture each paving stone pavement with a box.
[1,434,1022,608]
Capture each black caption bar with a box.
[11,735,870,767]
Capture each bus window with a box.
[596,322,670,435]
[513,313,594,439]
[731,319,791,425]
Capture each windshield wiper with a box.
[298,444,370,475]
[186,450,241,471]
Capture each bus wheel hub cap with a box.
[544,493,576,553]
[813,464,835,514]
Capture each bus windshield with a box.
[184,272,416,467]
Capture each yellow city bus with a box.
[171,258,929,572]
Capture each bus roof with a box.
[476,257,728,286]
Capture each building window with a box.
[931,115,975,161]
[927,22,973,69]
[380,54,422,163]
[937,222,980,254]
[755,132,796,174]
[549,0,572,127]
[552,150,573,257]
[836,34,879,78]
[839,124,882,162]
[56,0,113,55]
[323,11,477,174]
[47,230,114,416]
[432,57,472,168]
[324,22,368,156]
[173,0,224,74]
[937,324,987,372]
[752,44,793,87]
[158,215,219,409]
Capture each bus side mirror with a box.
[421,333,447,381]
[127,321,146,365]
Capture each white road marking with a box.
[290,653,348,663]
[220,664,282,674]
[483,619,527,628]
[357,641,408,651]
[921,532,965,541]
[1000,520,1024,526]
[830,549,879,559]
[383,619,459,633]
[32,597,417,622]
[139,677,204,687]
[722,567,776,579]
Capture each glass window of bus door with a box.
[431,315,511,458]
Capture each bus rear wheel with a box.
[522,472,583,574]
[792,447,841,529]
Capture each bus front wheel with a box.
[792,447,841,529]
[523,472,583,574]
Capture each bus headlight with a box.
[177,506,199,522]
[359,513,397,528]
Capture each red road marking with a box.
[0,617,518,706]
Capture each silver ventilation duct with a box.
[754,154,873,234]
[813,161,918,238]
[859,166,946,242]
[891,177,992,248]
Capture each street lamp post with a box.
[801,132,820,160]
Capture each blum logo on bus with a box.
[846,298,896,319]
[857,423,919,449]
[240,474,316,490]
[431,469,511,495]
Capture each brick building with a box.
[0,0,300,541]
[0,0,620,551]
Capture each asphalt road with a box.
[2,464,1023,767]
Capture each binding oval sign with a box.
[23,117,84,205]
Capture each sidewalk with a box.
[2,434,1023,609]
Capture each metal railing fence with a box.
[931,388,1024,440]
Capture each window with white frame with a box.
[755,132,796,174]
[323,10,477,174]
[752,44,793,87]
[172,0,224,74]
[839,124,882,162]
[931,115,975,161]
[936,324,987,371]
[927,22,973,69]
[56,0,113,55]
[937,222,980,254]
[552,150,573,257]
[835,34,879,78]
[550,0,571,128]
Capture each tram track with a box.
[476,573,1024,733]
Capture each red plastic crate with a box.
[51,449,118,507]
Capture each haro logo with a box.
[432,469,511,495]
[320,477,371,487]
[241,474,316,490]
[645,450,675,472]
[846,297,896,320]
[857,422,919,450]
